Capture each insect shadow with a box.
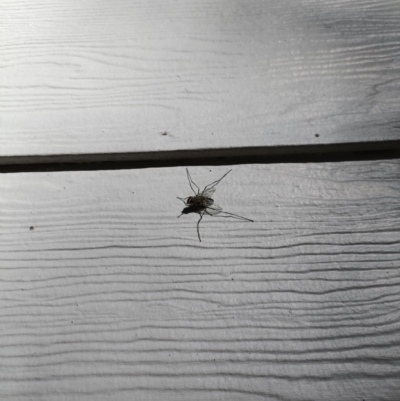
[177,169,253,242]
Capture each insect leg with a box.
[202,169,232,192]
[197,212,204,242]
[186,169,200,194]
[210,210,254,222]
[177,196,189,204]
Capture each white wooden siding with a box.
[1,0,400,163]
[1,161,399,400]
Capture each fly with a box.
[177,169,253,242]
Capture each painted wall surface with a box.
[1,0,400,161]
[1,162,399,400]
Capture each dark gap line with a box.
[1,141,400,173]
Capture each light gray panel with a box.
[1,0,399,163]
[1,161,399,400]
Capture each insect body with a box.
[177,169,253,242]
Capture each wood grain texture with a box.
[1,0,400,163]
[1,161,400,400]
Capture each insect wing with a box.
[201,187,216,198]
[205,203,223,216]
